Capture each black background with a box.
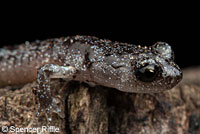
[0,3,199,69]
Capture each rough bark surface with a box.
[0,67,200,134]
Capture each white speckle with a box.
[48,117,52,121]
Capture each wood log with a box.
[0,67,200,134]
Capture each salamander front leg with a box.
[35,64,76,116]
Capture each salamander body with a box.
[0,35,182,113]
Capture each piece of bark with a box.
[0,67,200,134]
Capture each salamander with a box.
[0,35,182,114]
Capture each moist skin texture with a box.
[0,35,182,114]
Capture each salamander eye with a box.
[135,63,160,82]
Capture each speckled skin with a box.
[0,35,182,113]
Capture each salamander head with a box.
[119,42,182,93]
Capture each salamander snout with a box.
[131,42,182,93]
[133,55,182,93]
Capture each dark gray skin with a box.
[0,35,182,114]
